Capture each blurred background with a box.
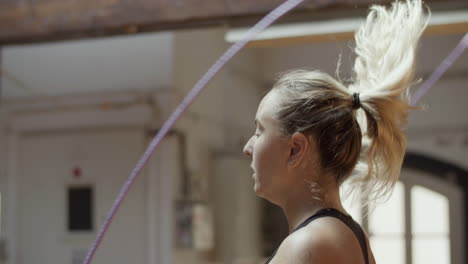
[0,0,467,263]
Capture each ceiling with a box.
[1,32,173,99]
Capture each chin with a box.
[253,182,261,194]
[253,183,272,201]
[254,185,281,206]
[253,182,266,196]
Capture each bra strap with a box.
[265,208,370,264]
[312,208,370,264]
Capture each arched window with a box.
[343,163,465,264]
[368,181,405,264]
[411,185,450,264]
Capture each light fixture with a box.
[225,10,468,48]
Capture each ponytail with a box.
[348,0,430,201]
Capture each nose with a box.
[243,137,253,158]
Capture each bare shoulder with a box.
[270,217,375,264]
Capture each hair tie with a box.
[352,93,361,110]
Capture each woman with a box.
[243,0,429,263]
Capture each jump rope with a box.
[82,0,468,262]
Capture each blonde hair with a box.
[272,0,429,202]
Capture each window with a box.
[369,182,406,264]
[411,186,450,264]
[68,186,93,231]
[342,169,462,264]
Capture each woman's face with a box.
[243,90,291,201]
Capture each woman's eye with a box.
[253,125,262,136]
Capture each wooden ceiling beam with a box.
[0,0,466,45]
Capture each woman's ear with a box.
[288,132,309,166]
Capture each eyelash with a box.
[255,129,261,136]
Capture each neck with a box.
[280,179,346,233]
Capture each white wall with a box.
[0,113,7,264]
[406,76,468,171]
[172,27,264,263]
[17,128,148,264]
[0,102,162,264]
[0,30,176,262]
[213,156,262,264]
[0,113,6,231]
[173,27,262,153]
[0,25,266,264]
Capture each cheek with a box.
[254,135,286,171]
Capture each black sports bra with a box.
[265,208,369,264]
